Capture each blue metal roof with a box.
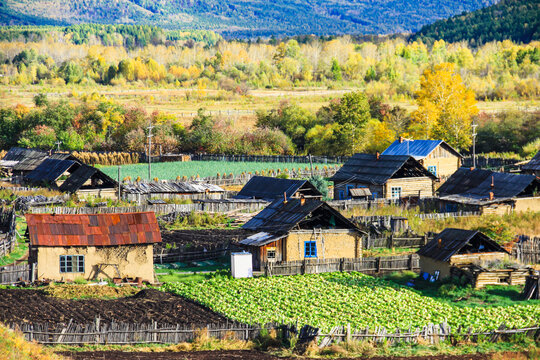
[382,140,462,160]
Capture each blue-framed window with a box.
[338,190,345,200]
[427,165,437,177]
[345,184,355,199]
[391,187,402,199]
[60,255,85,273]
[304,241,317,258]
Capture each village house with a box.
[437,168,540,214]
[238,198,366,271]
[382,138,462,179]
[234,176,323,202]
[0,147,78,176]
[417,228,532,289]
[330,153,437,200]
[24,158,118,199]
[522,150,540,177]
[122,181,226,202]
[26,212,161,282]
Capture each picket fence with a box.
[351,211,481,231]
[0,263,31,285]
[514,236,540,264]
[12,320,539,346]
[190,153,347,164]
[263,254,419,276]
[462,156,521,169]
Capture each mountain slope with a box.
[1,0,498,37]
[413,0,539,44]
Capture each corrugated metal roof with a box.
[239,232,287,246]
[242,198,361,235]
[417,228,508,262]
[522,151,540,171]
[26,212,161,247]
[382,139,462,160]
[438,168,539,204]
[25,159,77,184]
[330,154,436,184]
[123,181,224,194]
[235,176,322,202]
[349,188,372,197]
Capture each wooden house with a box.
[0,147,77,176]
[26,212,161,282]
[417,228,509,280]
[437,168,540,214]
[382,138,462,178]
[235,176,322,202]
[330,154,437,200]
[122,181,226,202]
[522,151,540,177]
[24,158,118,199]
[238,198,366,271]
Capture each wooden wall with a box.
[385,177,434,198]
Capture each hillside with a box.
[0,0,497,37]
[413,0,539,45]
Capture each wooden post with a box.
[346,323,351,343]
[376,257,381,273]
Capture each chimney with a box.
[437,238,442,248]
[376,152,380,160]
[399,136,404,143]
[491,176,494,188]
[283,192,287,204]
[300,197,305,206]
[489,191,494,200]
[470,167,475,171]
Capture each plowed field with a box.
[0,289,228,328]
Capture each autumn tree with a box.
[411,62,478,150]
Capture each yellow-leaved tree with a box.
[411,63,478,151]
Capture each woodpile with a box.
[523,274,540,300]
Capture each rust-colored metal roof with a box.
[26,212,161,247]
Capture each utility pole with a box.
[117,165,121,201]
[308,154,314,178]
[147,121,154,181]
[472,123,478,169]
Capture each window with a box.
[345,184,355,199]
[338,190,345,200]
[391,187,402,199]
[60,255,85,273]
[304,241,317,258]
[266,248,276,261]
[427,165,437,177]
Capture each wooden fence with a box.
[364,235,429,249]
[462,156,521,169]
[263,254,419,276]
[12,320,539,346]
[513,236,540,264]
[0,208,16,257]
[190,153,347,164]
[0,263,31,285]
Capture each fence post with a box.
[376,257,381,273]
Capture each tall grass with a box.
[0,324,64,360]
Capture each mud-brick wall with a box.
[514,197,540,213]
[385,177,434,198]
[284,230,362,262]
[35,244,155,282]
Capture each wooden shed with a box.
[234,176,322,202]
[24,159,118,199]
[417,228,509,281]
[0,147,78,176]
[522,151,540,177]
[26,212,161,282]
[382,138,462,179]
[238,198,366,271]
[330,153,437,200]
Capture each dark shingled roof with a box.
[382,139,462,160]
[330,154,436,184]
[522,151,540,172]
[0,148,78,172]
[25,159,78,184]
[123,181,224,194]
[26,212,161,247]
[235,176,322,202]
[242,198,362,235]
[59,164,117,193]
[438,168,540,204]
[417,228,508,262]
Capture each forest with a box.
[0,0,497,37]
[414,0,539,45]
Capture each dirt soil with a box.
[158,229,252,249]
[0,289,228,329]
[59,350,513,360]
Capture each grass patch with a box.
[362,247,417,257]
[156,260,230,283]
[0,323,63,360]
[0,217,28,267]
[161,211,236,230]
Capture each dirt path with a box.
[59,349,515,360]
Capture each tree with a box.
[331,91,371,129]
[330,58,342,81]
[411,63,478,150]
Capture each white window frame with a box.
[427,165,437,177]
[391,186,402,199]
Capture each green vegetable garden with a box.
[162,272,540,331]
[101,161,335,181]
